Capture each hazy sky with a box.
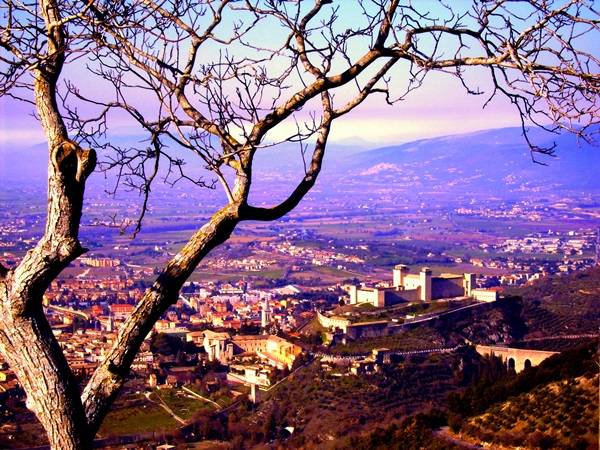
[0,76,520,151]
[0,60,522,151]
[0,1,574,151]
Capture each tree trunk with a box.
[0,0,97,440]
[0,305,91,449]
[0,129,97,449]
[0,137,95,449]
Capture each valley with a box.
[0,126,598,449]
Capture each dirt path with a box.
[144,391,186,425]
[434,426,487,449]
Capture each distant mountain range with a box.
[2,126,599,200]
[320,126,600,200]
[345,125,596,176]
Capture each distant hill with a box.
[328,126,600,198]
[0,142,48,183]
[2,126,598,201]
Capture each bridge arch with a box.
[508,357,515,370]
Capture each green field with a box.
[97,387,220,438]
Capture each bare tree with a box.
[0,0,599,448]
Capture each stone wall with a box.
[345,320,391,340]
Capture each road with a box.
[182,386,222,410]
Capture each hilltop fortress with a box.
[349,265,496,307]
[317,265,498,341]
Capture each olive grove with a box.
[0,0,599,448]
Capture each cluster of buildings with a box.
[43,276,144,306]
[176,283,313,332]
[198,239,365,273]
[452,199,599,223]
[31,261,315,335]
[0,293,305,399]
[202,329,302,371]
[455,203,544,221]
[0,328,156,399]
[271,240,365,267]
[199,297,303,373]
[495,231,595,256]
[78,256,121,268]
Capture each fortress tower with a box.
[392,264,410,288]
[463,273,476,297]
[420,267,432,301]
[348,285,358,304]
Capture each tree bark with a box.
[0,305,91,448]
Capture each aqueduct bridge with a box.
[475,345,558,373]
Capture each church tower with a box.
[106,311,115,333]
[261,297,272,328]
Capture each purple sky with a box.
[0,1,590,151]
[0,69,520,151]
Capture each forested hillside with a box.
[351,342,598,450]
[507,267,600,346]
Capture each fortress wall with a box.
[431,278,464,299]
[387,323,407,336]
[403,275,422,291]
[316,310,329,329]
[317,310,350,332]
[356,289,378,305]
[382,289,419,306]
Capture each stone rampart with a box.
[345,320,391,340]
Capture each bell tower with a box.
[261,297,272,328]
